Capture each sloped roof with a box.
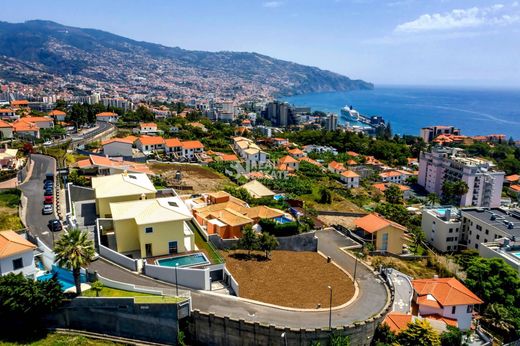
[96,112,118,117]
[165,138,182,147]
[288,148,304,155]
[382,312,413,333]
[299,156,322,167]
[354,213,407,234]
[328,161,346,171]
[92,172,156,199]
[22,116,52,123]
[279,155,298,164]
[510,184,520,192]
[102,137,134,146]
[241,180,275,198]
[246,206,284,219]
[412,277,483,307]
[110,197,193,225]
[137,135,165,145]
[49,110,66,116]
[341,170,360,178]
[0,231,36,259]
[506,174,520,182]
[0,119,12,128]
[182,140,204,149]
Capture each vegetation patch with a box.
[0,189,23,231]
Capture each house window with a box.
[145,227,153,234]
[168,241,178,254]
[485,229,489,235]
[381,233,389,251]
[452,306,456,314]
[476,234,480,240]
[12,258,23,270]
[449,228,453,233]
[476,225,482,231]
[467,305,473,313]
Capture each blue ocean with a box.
[283,86,520,139]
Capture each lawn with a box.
[82,287,185,303]
[0,333,126,346]
[0,189,23,231]
[223,250,355,309]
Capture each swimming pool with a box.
[512,252,520,259]
[274,216,293,224]
[156,253,209,268]
[36,265,86,291]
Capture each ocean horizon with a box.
[282,85,520,140]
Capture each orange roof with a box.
[354,213,407,234]
[181,140,204,150]
[383,313,413,333]
[137,135,165,145]
[140,122,157,128]
[341,170,360,178]
[365,156,382,165]
[373,183,411,193]
[279,155,298,164]
[380,170,404,178]
[510,185,520,192]
[102,137,134,145]
[277,163,295,172]
[221,154,239,161]
[417,295,443,309]
[328,160,346,171]
[80,155,152,174]
[506,174,520,182]
[421,314,458,327]
[346,151,360,157]
[273,137,287,141]
[288,148,304,155]
[0,108,14,113]
[10,100,28,106]
[0,119,12,128]
[49,110,66,116]
[347,159,357,165]
[412,277,483,307]
[188,122,205,128]
[0,230,36,259]
[299,157,322,167]
[22,116,52,123]
[12,119,39,132]
[76,158,92,169]
[165,138,182,147]
[241,119,251,124]
[96,112,118,117]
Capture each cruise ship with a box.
[340,105,362,122]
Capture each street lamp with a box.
[353,252,359,282]
[175,263,179,296]
[281,332,287,346]
[328,285,333,331]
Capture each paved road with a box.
[19,154,62,246]
[386,269,413,314]
[21,157,390,328]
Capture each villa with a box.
[354,213,407,254]
[277,155,299,172]
[101,137,135,157]
[133,122,160,135]
[135,135,165,154]
[328,161,347,174]
[96,112,119,123]
[340,170,360,188]
[0,230,36,278]
[241,180,275,199]
[76,155,152,176]
[48,109,66,121]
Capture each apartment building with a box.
[421,207,462,252]
[232,137,268,168]
[418,147,504,207]
[420,125,461,143]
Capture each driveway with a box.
[19,154,62,246]
[386,268,413,314]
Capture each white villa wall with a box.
[418,303,473,330]
[144,263,210,290]
[0,251,35,277]
[103,142,133,157]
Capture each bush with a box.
[258,219,299,237]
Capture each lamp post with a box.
[328,285,333,331]
[353,253,359,282]
[281,332,287,346]
[175,263,179,296]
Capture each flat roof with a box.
[461,208,520,237]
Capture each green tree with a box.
[398,319,441,346]
[441,181,468,205]
[330,334,350,346]
[318,186,332,204]
[481,303,517,338]
[440,326,462,346]
[384,184,404,204]
[427,193,440,206]
[258,232,279,259]
[90,280,104,297]
[372,322,397,346]
[54,229,95,295]
[237,225,259,256]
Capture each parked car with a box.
[43,140,53,146]
[44,196,53,204]
[44,181,53,189]
[42,204,53,215]
[44,188,53,196]
[48,219,62,232]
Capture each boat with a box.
[340,105,362,122]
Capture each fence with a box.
[143,262,210,290]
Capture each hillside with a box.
[0,20,373,98]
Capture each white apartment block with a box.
[418,147,504,208]
[421,207,462,252]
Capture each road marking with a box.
[41,231,49,235]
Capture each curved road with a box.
[21,155,390,329]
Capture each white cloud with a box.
[395,4,520,33]
[262,1,284,8]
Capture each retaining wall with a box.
[143,262,210,290]
[37,237,55,270]
[69,184,96,202]
[99,244,138,271]
[96,274,163,295]
[45,297,185,345]
[209,231,318,252]
[223,266,239,296]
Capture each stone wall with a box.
[189,309,385,346]
[45,297,188,345]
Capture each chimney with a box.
[433,275,439,279]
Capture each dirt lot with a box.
[317,215,358,228]
[149,163,230,194]
[223,250,355,308]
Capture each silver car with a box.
[42,204,53,215]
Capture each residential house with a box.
[505,174,520,186]
[135,135,165,154]
[0,120,13,139]
[0,109,17,120]
[181,140,204,160]
[373,183,412,200]
[277,155,299,172]
[421,207,462,252]
[272,138,289,147]
[12,119,40,138]
[0,148,19,169]
[233,137,268,168]
[48,110,66,122]
[379,170,410,184]
[76,155,152,176]
[107,196,195,258]
[383,312,455,335]
[102,137,135,157]
[96,112,119,123]
[92,172,157,218]
[241,180,275,199]
[0,230,36,278]
[340,170,360,188]
[22,116,54,129]
[299,156,322,167]
[288,148,306,159]
[10,100,29,109]
[412,277,483,330]
[165,138,183,157]
[354,213,407,254]
[133,122,159,135]
[328,161,346,174]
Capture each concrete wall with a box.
[69,185,96,203]
[99,244,138,271]
[224,266,239,296]
[189,310,384,346]
[209,231,318,252]
[37,236,55,270]
[96,274,163,295]
[45,297,186,345]
[143,262,210,290]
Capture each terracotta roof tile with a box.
[0,231,36,259]
[412,277,483,307]
[354,213,407,233]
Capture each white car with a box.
[43,140,53,146]
[42,204,53,215]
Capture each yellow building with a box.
[108,197,195,258]
[92,172,157,218]
[354,213,408,254]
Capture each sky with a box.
[2,0,520,87]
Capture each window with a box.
[381,233,389,251]
[476,225,482,231]
[446,237,453,241]
[12,258,23,270]
[475,244,479,249]
[452,306,456,314]
[467,305,473,313]
[485,229,489,235]
[484,239,488,243]
[168,241,178,254]
[447,246,451,251]
[449,228,453,233]
[476,234,480,240]
[145,227,153,234]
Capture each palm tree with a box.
[427,193,440,206]
[54,229,95,296]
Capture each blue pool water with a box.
[275,216,293,224]
[156,253,209,267]
[37,265,86,291]
[273,194,284,201]
[512,252,520,259]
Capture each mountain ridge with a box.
[0,20,373,98]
